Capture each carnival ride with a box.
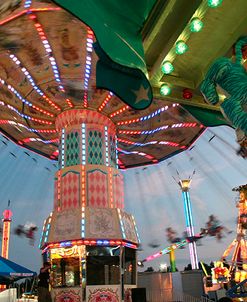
[0,1,246,302]
[138,217,227,272]
[218,185,247,285]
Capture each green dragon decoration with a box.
[200,37,247,157]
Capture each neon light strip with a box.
[61,128,65,168]
[81,123,86,165]
[118,123,198,135]
[182,190,198,269]
[83,29,93,107]
[39,219,46,248]
[0,100,53,125]
[118,158,125,169]
[188,242,196,269]
[117,209,126,239]
[81,206,85,238]
[105,126,109,166]
[44,213,52,243]
[81,166,86,207]
[132,215,141,243]
[24,0,32,8]
[117,104,179,126]
[143,240,188,262]
[115,135,118,169]
[182,192,190,227]
[0,119,56,133]
[21,137,58,144]
[42,239,137,251]
[117,138,185,149]
[7,104,52,125]
[65,99,74,108]
[0,78,53,117]
[0,7,61,26]
[110,105,129,118]
[9,54,60,111]
[109,168,113,208]
[30,15,64,91]
[117,147,158,162]
[186,192,194,232]
[57,171,61,211]
[98,92,114,112]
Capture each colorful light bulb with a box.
[190,18,204,32]
[161,61,174,74]
[175,40,188,55]
[207,0,223,8]
[160,84,171,96]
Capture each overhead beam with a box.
[152,87,221,112]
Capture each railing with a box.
[145,290,214,302]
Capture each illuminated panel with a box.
[61,128,65,168]
[1,221,11,258]
[83,29,93,107]
[30,15,64,91]
[9,54,60,111]
[110,105,129,118]
[0,78,53,117]
[105,126,109,166]
[117,209,126,239]
[81,206,85,238]
[98,92,113,112]
[81,123,86,165]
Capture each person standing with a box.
[37,262,52,302]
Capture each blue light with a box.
[60,241,72,247]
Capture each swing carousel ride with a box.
[0,0,246,301]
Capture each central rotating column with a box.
[40,109,139,302]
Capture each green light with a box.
[161,61,174,74]
[190,18,204,32]
[175,40,188,55]
[160,84,171,96]
[207,0,223,8]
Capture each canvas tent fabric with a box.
[0,256,36,284]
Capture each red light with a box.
[183,88,193,99]
[3,209,12,220]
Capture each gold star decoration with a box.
[131,84,150,104]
